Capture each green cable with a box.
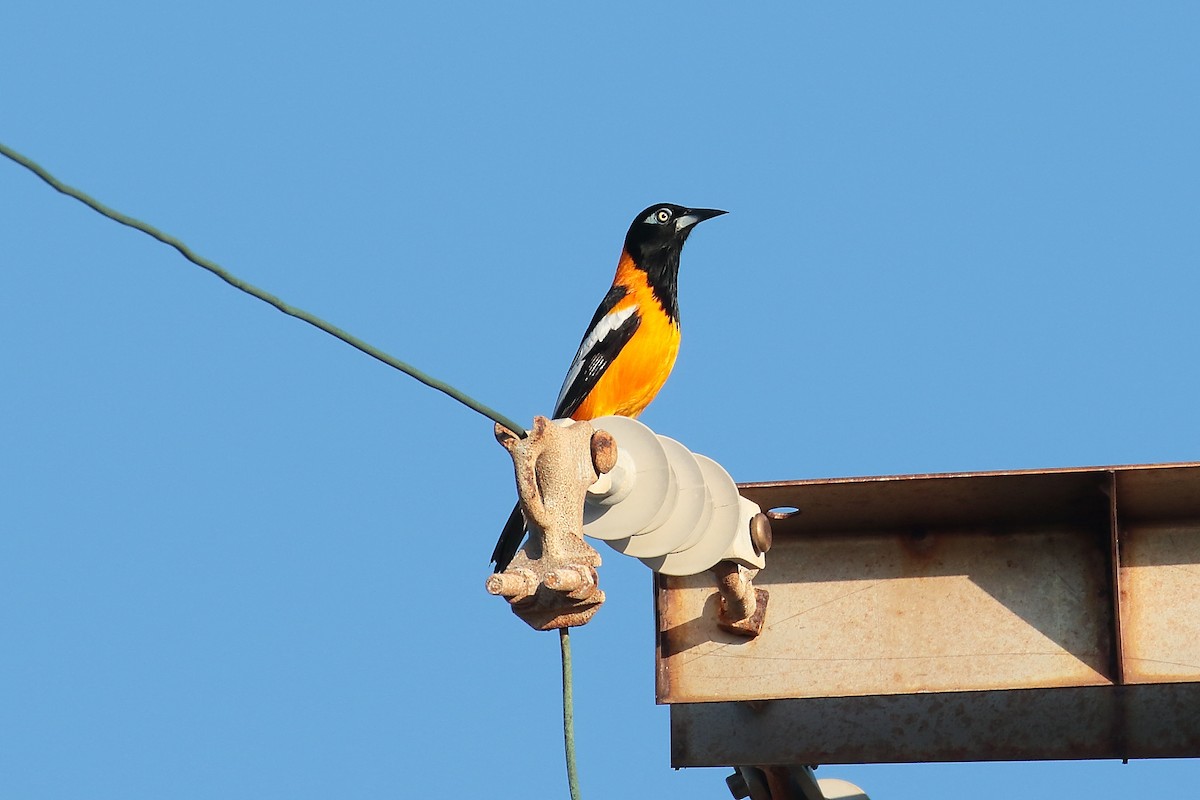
[560,627,581,800]
[0,141,527,438]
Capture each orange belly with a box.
[570,300,680,420]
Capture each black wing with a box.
[552,284,641,419]
[491,502,526,573]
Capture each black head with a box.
[623,203,726,320]
[624,203,727,264]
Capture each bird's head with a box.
[623,203,727,265]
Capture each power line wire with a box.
[0,141,527,438]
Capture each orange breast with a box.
[570,256,681,420]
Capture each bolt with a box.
[485,570,537,601]
[750,512,773,555]
[591,429,617,475]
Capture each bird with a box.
[491,202,727,573]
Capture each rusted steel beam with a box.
[671,683,1200,766]
[658,461,1200,765]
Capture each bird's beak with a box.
[675,207,728,232]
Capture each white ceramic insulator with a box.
[582,416,676,541]
[607,436,712,559]
[817,778,871,800]
[580,416,766,576]
[640,460,765,576]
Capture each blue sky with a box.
[3,3,1199,798]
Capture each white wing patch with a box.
[555,305,637,415]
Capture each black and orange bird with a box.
[491,202,726,572]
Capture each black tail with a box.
[491,503,526,573]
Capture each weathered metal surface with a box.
[743,467,1116,535]
[671,682,1200,765]
[658,523,1114,702]
[1121,522,1200,682]
[659,461,1200,764]
[1114,466,1200,684]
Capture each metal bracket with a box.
[711,513,773,637]
[712,561,769,637]
[487,416,614,630]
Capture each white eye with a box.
[655,208,672,223]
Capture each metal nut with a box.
[591,430,617,475]
[750,512,773,555]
